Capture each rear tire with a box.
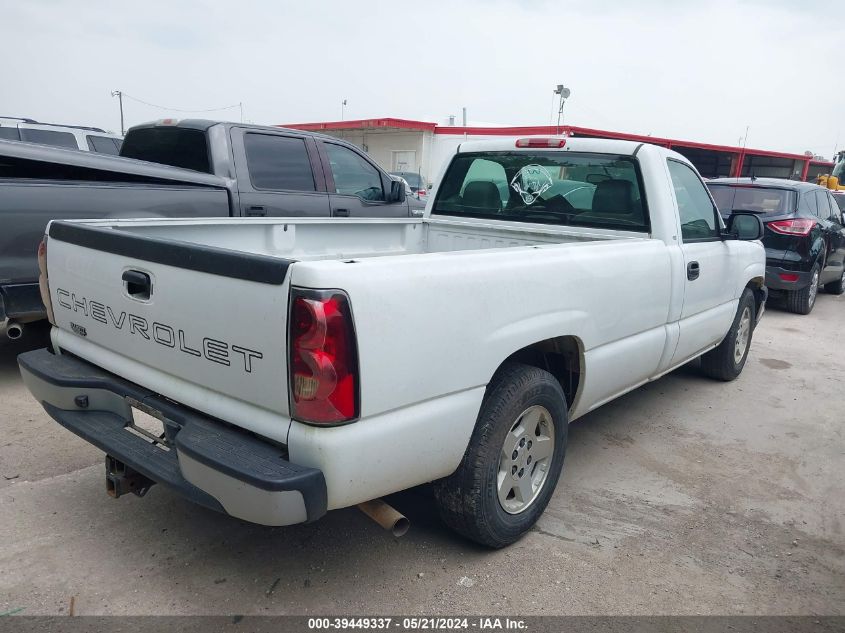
[433,362,568,548]
[823,268,845,295]
[700,288,756,382]
[786,265,819,314]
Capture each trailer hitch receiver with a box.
[105,455,155,499]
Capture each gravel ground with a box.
[0,297,843,616]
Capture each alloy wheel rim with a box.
[809,269,819,307]
[734,306,751,364]
[497,405,555,515]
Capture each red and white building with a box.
[284,117,834,189]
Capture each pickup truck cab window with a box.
[324,143,385,201]
[667,159,719,242]
[121,127,211,173]
[432,151,649,232]
[244,133,316,192]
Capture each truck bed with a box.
[62,215,648,261]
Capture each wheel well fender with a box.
[490,335,585,415]
[745,276,766,317]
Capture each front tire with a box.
[786,265,819,314]
[433,362,568,548]
[700,288,756,381]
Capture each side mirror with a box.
[725,212,764,241]
[389,179,406,203]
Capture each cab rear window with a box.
[432,151,649,232]
[707,184,795,215]
[120,127,210,173]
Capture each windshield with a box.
[431,151,648,231]
[390,171,423,189]
[833,158,845,180]
[707,184,795,215]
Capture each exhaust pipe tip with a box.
[358,499,410,537]
[390,515,411,538]
[6,323,23,340]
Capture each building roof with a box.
[281,117,834,167]
[283,117,437,133]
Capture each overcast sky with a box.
[2,0,842,157]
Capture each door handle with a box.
[334,208,349,217]
[122,270,151,300]
[687,261,700,281]
[246,205,266,217]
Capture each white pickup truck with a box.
[19,137,767,547]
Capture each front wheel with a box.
[433,362,568,548]
[700,288,756,381]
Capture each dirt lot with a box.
[1,297,843,616]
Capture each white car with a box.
[20,136,766,547]
[0,117,122,153]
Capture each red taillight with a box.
[767,219,816,236]
[779,273,800,282]
[37,236,55,325]
[515,137,566,148]
[289,289,358,425]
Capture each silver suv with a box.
[0,116,122,154]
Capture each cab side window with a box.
[244,133,316,192]
[324,143,385,201]
[667,160,719,242]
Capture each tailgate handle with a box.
[122,270,152,300]
[333,208,350,217]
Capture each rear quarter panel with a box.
[289,238,673,421]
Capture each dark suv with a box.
[707,178,845,314]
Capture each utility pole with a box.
[341,99,347,121]
[111,90,125,135]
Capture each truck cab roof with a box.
[126,118,341,143]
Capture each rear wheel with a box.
[786,265,819,314]
[823,268,845,295]
[700,288,756,381]
[433,362,568,548]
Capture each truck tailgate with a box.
[45,221,294,440]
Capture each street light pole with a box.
[553,84,571,134]
[341,99,347,121]
[111,90,125,135]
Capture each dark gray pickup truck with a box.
[0,119,417,338]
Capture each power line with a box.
[121,93,242,114]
